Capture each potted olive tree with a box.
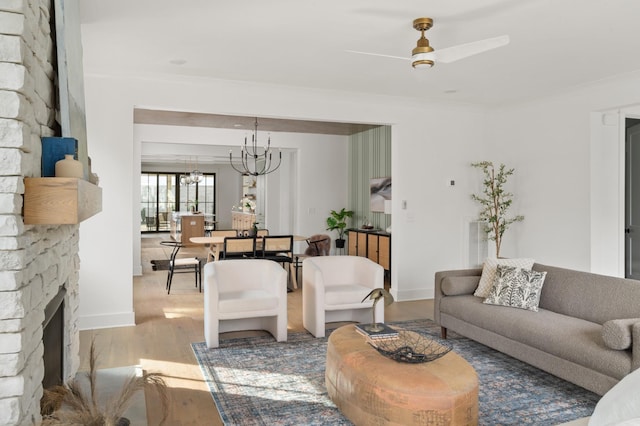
[471,161,524,258]
[326,208,354,249]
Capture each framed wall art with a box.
[370,177,391,212]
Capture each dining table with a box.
[189,234,309,289]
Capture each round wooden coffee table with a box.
[326,324,478,425]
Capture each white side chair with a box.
[204,259,287,348]
[302,256,384,338]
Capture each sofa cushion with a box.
[440,295,632,380]
[475,257,535,298]
[602,319,640,350]
[483,265,547,311]
[442,276,480,296]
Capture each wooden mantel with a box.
[24,177,102,225]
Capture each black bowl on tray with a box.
[369,330,453,363]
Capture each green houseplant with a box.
[326,208,354,249]
[471,161,524,258]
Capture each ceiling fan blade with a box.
[346,50,409,61]
[429,35,510,63]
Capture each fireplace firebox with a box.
[42,286,66,389]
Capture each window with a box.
[141,173,176,232]
[141,172,216,233]
[178,174,216,215]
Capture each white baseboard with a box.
[394,286,434,301]
[79,311,136,330]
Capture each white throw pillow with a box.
[589,368,640,426]
[474,257,535,298]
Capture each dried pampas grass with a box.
[41,339,169,425]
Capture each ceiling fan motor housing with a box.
[412,18,434,68]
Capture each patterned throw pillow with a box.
[474,257,535,298]
[483,265,547,311]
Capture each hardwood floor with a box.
[79,236,434,425]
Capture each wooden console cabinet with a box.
[232,211,256,231]
[347,229,391,271]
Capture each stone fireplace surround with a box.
[0,1,81,424]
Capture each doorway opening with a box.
[624,117,640,279]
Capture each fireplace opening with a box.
[42,286,66,389]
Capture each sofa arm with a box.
[633,322,640,371]
[434,268,482,327]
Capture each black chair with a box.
[221,236,256,259]
[160,241,202,294]
[260,235,294,288]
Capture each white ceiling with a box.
[79,0,640,107]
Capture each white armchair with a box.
[302,256,385,338]
[204,259,287,348]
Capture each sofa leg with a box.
[441,327,447,339]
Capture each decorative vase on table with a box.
[55,154,83,178]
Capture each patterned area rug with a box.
[191,319,599,425]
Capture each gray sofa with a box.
[434,263,640,395]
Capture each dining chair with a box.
[160,241,202,294]
[221,236,256,259]
[207,229,239,262]
[260,235,294,289]
[293,234,331,286]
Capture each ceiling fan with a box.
[349,17,510,69]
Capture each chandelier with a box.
[180,157,203,185]
[229,118,282,176]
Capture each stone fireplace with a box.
[0,1,81,424]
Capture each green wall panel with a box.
[348,126,391,231]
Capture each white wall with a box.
[79,78,136,329]
[486,71,640,274]
[81,68,640,329]
[81,73,490,328]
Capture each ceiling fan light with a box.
[411,44,435,69]
[412,59,434,69]
[412,51,434,69]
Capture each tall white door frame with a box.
[590,104,640,277]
